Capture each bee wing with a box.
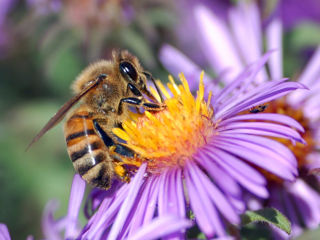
[26,75,105,151]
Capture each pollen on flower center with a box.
[113,72,215,174]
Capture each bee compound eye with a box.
[119,61,138,82]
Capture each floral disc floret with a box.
[113,72,215,174]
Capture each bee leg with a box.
[93,119,135,183]
[111,144,137,183]
[93,119,115,147]
[114,143,135,157]
[93,119,136,158]
[127,82,165,107]
[127,82,143,97]
[118,97,165,114]
[114,163,130,183]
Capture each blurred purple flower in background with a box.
[0,223,34,240]
[0,223,11,240]
[0,0,16,57]
[26,0,61,15]
[42,174,85,240]
[160,0,320,238]
[279,0,320,29]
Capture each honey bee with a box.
[28,50,164,189]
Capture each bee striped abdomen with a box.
[64,109,113,189]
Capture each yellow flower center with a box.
[113,73,215,174]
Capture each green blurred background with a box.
[0,0,320,239]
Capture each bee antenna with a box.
[143,72,164,103]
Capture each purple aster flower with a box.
[72,51,306,239]
[159,1,320,238]
[0,223,11,240]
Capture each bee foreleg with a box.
[93,119,115,147]
[118,97,142,114]
[127,83,142,97]
[114,143,135,158]
[118,97,165,114]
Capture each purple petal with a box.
[220,113,305,132]
[193,152,244,212]
[42,200,65,240]
[108,163,147,240]
[158,169,170,217]
[157,168,186,236]
[211,135,297,179]
[266,17,283,80]
[64,174,86,239]
[280,0,320,29]
[212,51,274,112]
[0,0,15,25]
[127,176,158,236]
[229,2,267,82]
[128,215,192,240]
[268,186,301,238]
[288,180,320,229]
[26,236,34,240]
[142,177,160,225]
[185,162,226,237]
[218,134,298,170]
[282,189,303,236]
[159,44,213,92]
[83,183,130,238]
[84,189,111,219]
[185,166,215,237]
[192,159,240,224]
[194,4,244,83]
[194,154,241,197]
[218,121,303,143]
[175,168,186,219]
[216,80,307,120]
[0,224,11,240]
[199,148,268,198]
[156,169,186,240]
[287,46,320,105]
[120,180,153,239]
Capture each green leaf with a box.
[241,208,291,234]
[290,23,320,49]
[240,224,272,240]
[144,8,176,27]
